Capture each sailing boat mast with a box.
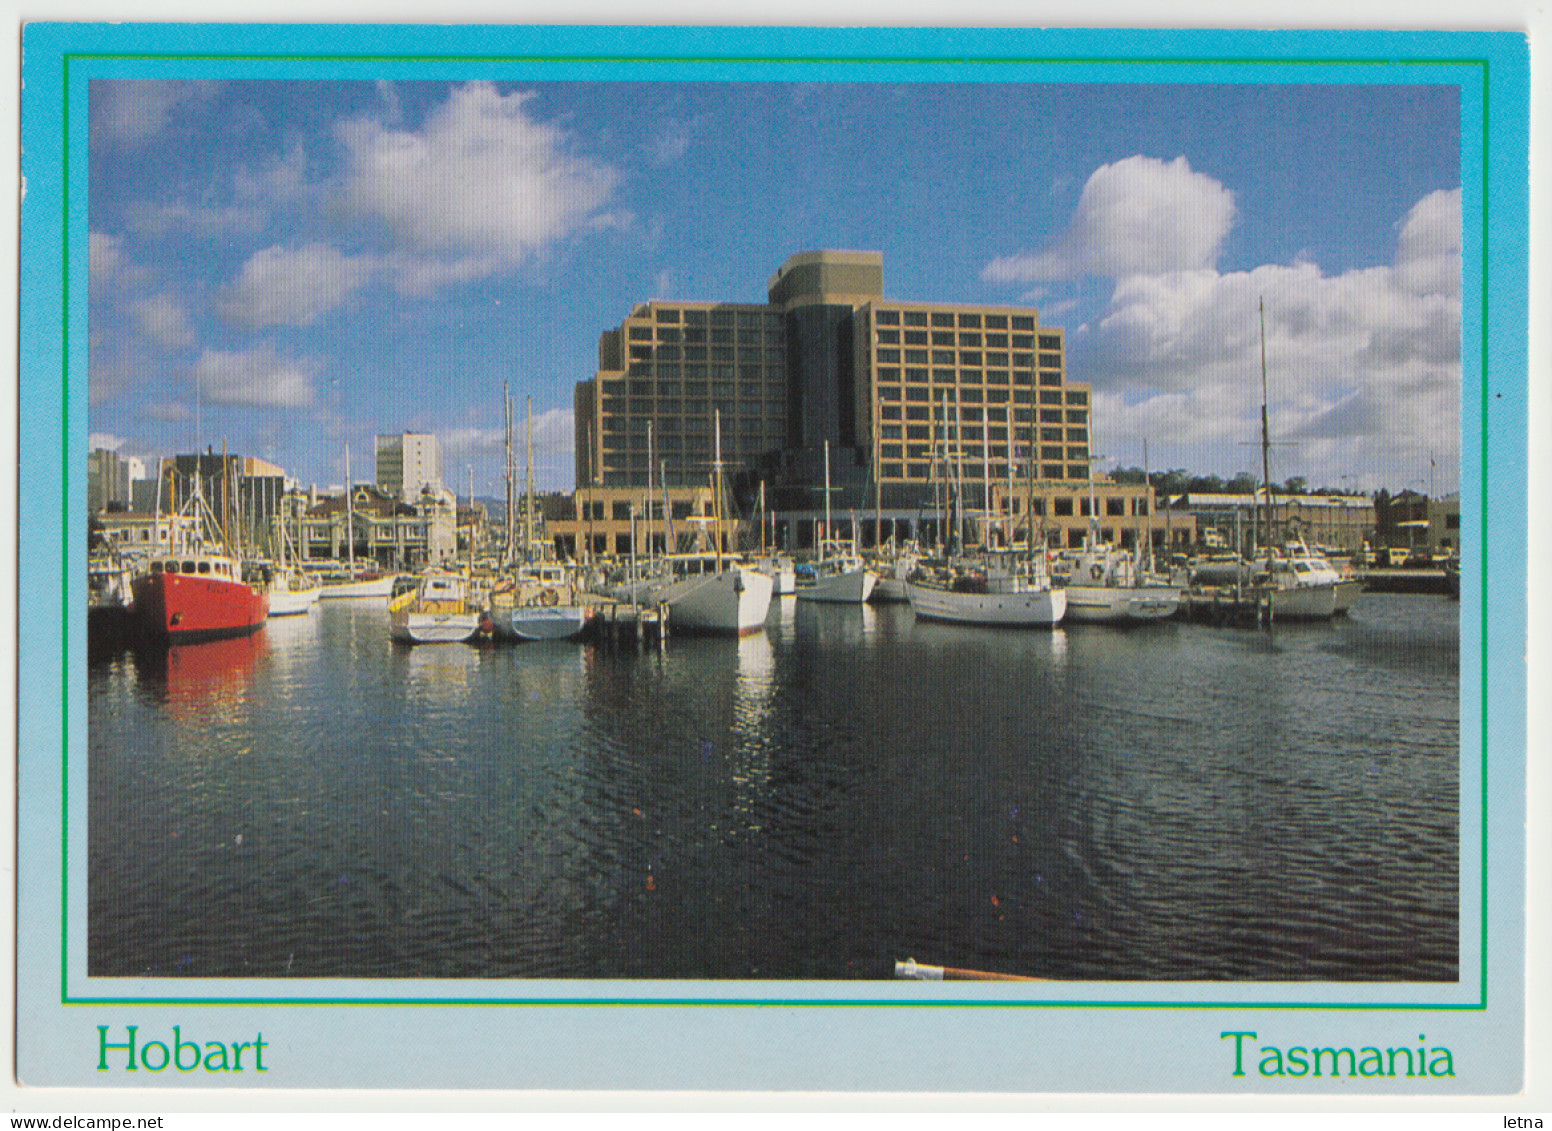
[713,409,725,572]
[524,396,536,562]
[503,383,516,566]
[1258,297,1274,560]
[821,439,832,566]
[344,442,355,574]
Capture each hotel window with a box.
[932,331,955,346]
[657,327,681,342]
[630,345,653,360]
[877,368,900,384]
[1013,352,1034,368]
[960,351,982,367]
[1042,446,1064,461]
[1067,427,1086,441]
[877,349,901,364]
[877,329,900,344]
[1046,466,1067,481]
[1012,315,1035,331]
[656,309,680,323]
[904,310,928,326]
[1067,410,1088,424]
[905,330,929,345]
[883,463,904,479]
[1039,372,1063,387]
[932,350,955,366]
[986,370,1009,384]
[961,408,983,424]
[738,347,761,364]
[876,309,901,325]
[905,350,929,365]
[986,352,1009,368]
[1067,390,1089,405]
[1042,427,1063,441]
[906,425,931,440]
[1013,370,1034,386]
[1013,390,1034,404]
[929,312,953,327]
[879,389,902,405]
[932,369,955,384]
[1107,498,1126,517]
[1012,412,1032,427]
[906,386,930,402]
[986,334,1008,348]
[1039,391,1063,405]
[959,332,981,347]
[629,326,653,340]
[986,388,1009,403]
[683,346,707,361]
[1039,353,1063,368]
[985,314,1008,329]
[683,364,706,381]
[1039,335,1062,350]
[959,387,983,403]
[684,310,708,326]
[710,364,734,380]
[659,398,681,414]
[711,328,734,344]
[959,313,982,328]
[1012,334,1034,349]
[879,426,903,442]
[905,405,930,420]
[988,426,1008,442]
[655,363,678,379]
[656,346,680,361]
[907,462,930,478]
[905,367,928,383]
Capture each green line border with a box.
[60,46,1493,1013]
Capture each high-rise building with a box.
[575,250,1093,522]
[87,448,132,513]
[375,432,444,503]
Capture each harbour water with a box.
[88,592,1458,981]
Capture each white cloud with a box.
[983,155,1236,284]
[192,346,317,409]
[127,200,268,239]
[89,232,124,281]
[90,80,221,146]
[336,82,619,281]
[216,243,376,329]
[88,433,127,452]
[1393,188,1461,297]
[1078,208,1461,492]
[146,401,192,422]
[131,292,197,349]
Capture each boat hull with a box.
[796,566,876,604]
[132,572,269,644]
[905,580,1066,626]
[389,612,484,644]
[317,573,397,599]
[1267,583,1338,620]
[1062,584,1182,623]
[490,605,590,642]
[653,567,774,634]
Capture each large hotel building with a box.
[574,250,1175,552]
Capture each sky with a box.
[86,79,1462,497]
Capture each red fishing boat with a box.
[132,549,269,644]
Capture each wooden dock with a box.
[594,601,670,649]
[1182,586,1276,626]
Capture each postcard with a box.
[16,23,1531,1095]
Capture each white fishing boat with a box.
[262,566,322,617]
[621,554,774,635]
[905,564,1066,627]
[795,544,877,604]
[388,571,484,644]
[1062,544,1182,624]
[795,441,876,603]
[1257,541,1359,619]
[489,561,594,642]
